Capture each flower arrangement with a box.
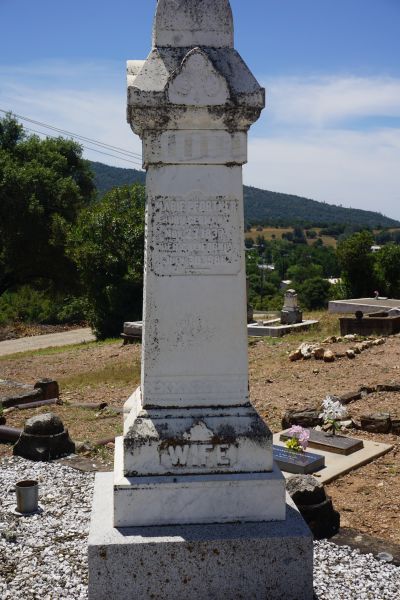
[319,396,348,436]
[285,425,310,453]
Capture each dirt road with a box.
[0,328,96,357]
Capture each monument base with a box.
[89,472,314,600]
[113,437,286,526]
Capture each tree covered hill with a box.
[89,161,400,228]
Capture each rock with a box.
[34,379,59,400]
[24,413,64,436]
[313,347,325,360]
[346,349,356,359]
[372,338,386,346]
[339,419,355,429]
[359,385,377,395]
[13,412,75,461]
[282,408,322,429]
[351,345,361,354]
[299,343,314,359]
[323,336,337,344]
[286,475,340,540]
[391,419,400,435]
[289,349,302,362]
[323,350,335,363]
[287,475,326,505]
[339,391,362,404]
[361,341,373,350]
[376,383,400,392]
[360,413,392,434]
[75,441,93,453]
[344,334,357,341]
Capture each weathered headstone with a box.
[281,289,303,325]
[88,2,313,599]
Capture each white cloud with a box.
[1,63,399,219]
[0,60,143,169]
[245,128,400,219]
[264,75,400,128]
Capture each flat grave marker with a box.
[280,428,364,456]
[273,445,325,475]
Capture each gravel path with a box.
[0,328,95,357]
[1,457,399,600]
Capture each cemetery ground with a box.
[1,311,400,547]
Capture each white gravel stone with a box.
[1,457,400,599]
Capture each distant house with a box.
[280,280,292,290]
[371,245,382,253]
[325,278,342,285]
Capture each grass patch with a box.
[59,360,140,390]
[0,338,121,361]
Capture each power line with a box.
[24,126,144,168]
[0,107,144,164]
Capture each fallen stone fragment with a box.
[289,349,302,362]
[340,391,362,404]
[13,412,75,461]
[346,349,356,359]
[323,350,335,363]
[359,385,377,395]
[313,347,325,360]
[376,383,400,392]
[323,336,337,344]
[391,419,400,435]
[282,408,322,429]
[344,334,357,341]
[360,413,392,434]
[372,338,386,346]
[34,378,59,400]
[286,475,340,540]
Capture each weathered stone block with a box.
[360,413,392,434]
[13,412,75,461]
[89,472,314,600]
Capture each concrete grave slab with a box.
[329,298,400,314]
[273,433,393,484]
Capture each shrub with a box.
[68,184,145,339]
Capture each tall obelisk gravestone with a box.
[88,2,313,598]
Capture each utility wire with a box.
[24,126,144,168]
[0,107,144,164]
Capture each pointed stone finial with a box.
[153,0,234,48]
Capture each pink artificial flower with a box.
[287,425,310,450]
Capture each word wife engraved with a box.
[160,442,235,469]
[151,195,241,276]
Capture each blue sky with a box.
[1,0,399,218]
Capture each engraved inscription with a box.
[161,443,235,469]
[144,375,248,403]
[151,195,241,276]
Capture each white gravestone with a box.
[114,0,285,527]
[89,3,313,598]
[281,288,303,325]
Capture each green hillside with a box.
[89,161,399,228]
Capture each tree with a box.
[68,184,145,339]
[298,278,331,310]
[287,263,323,284]
[375,244,400,298]
[0,114,94,295]
[337,231,376,297]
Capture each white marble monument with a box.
[88,2,313,598]
[281,288,303,325]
